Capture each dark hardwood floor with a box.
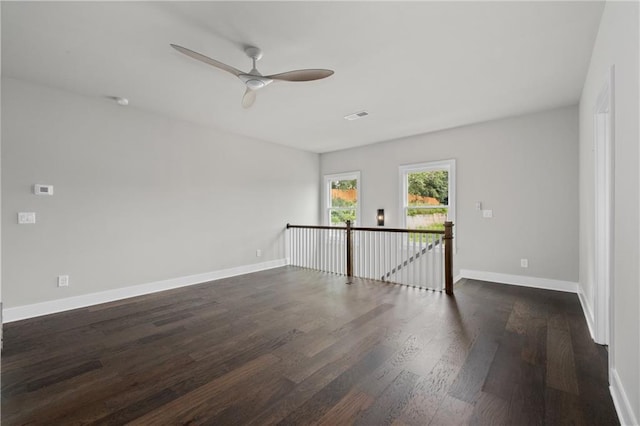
[2,267,618,425]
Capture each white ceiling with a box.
[2,1,604,153]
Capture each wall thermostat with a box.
[34,184,54,195]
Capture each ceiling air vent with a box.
[344,111,369,121]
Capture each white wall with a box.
[2,78,319,309]
[320,106,579,284]
[578,2,640,424]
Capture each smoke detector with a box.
[344,111,369,121]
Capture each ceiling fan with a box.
[170,44,334,109]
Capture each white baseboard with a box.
[453,274,463,283]
[577,285,596,341]
[3,258,287,323]
[459,269,578,293]
[610,368,639,426]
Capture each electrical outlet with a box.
[256,249,262,257]
[520,259,528,268]
[482,209,493,218]
[58,275,69,287]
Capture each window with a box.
[324,171,360,226]
[400,160,455,231]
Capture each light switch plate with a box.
[18,212,36,224]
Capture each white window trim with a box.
[399,159,456,230]
[323,171,361,226]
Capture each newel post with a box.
[444,221,454,295]
[346,220,353,282]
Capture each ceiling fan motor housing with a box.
[239,74,273,90]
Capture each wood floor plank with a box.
[395,359,463,425]
[277,344,395,425]
[468,391,510,426]
[354,369,420,425]
[546,326,580,395]
[507,361,546,425]
[429,394,474,426]
[447,332,499,403]
[545,387,587,425]
[314,390,374,426]
[482,331,525,401]
[128,353,281,424]
[356,333,424,397]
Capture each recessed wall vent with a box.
[344,111,369,121]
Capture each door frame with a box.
[593,65,614,353]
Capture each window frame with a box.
[399,159,456,230]
[324,171,361,226]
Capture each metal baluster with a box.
[309,228,312,269]
[323,228,327,272]
[436,234,441,289]
[319,228,323,271]
[438,235,445,290]
[315,228,318,270]
[290,228,293,266]
[379,232,383,281]
[300,228,304,268]
[379,232,383,280]
[374,231,377,280]
[336,228,339,275]
[336,230,344,275]
[385,232,390,282]
[433,234,438,289]
[289,228,293,266]
[385,232,388,282]
[317,228,321,271]
[418,232,423,288]
[328,228,332,273]
[393,233,396,283]
[296,228,300,267]
[369,231,373,279]
[329,228,332,273]
[404,232,409,285]
[367,231,371,279]
[332,228,336,274]
[411,232,415,286]
[339,227,343,275]
[310,228,314,270]
[410,232,414,287]
[378,232,382,281]
[428,234,434,289]
[356,231,361,277]
[382,232,387,282]
[311,228,315,270]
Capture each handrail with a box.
[286,223,445,234]
[286,221,454,295]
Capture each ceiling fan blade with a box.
[242,88,256,109]
[170,44,242,77]
[267,69,334,82]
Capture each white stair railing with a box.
[286,221,454,293]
